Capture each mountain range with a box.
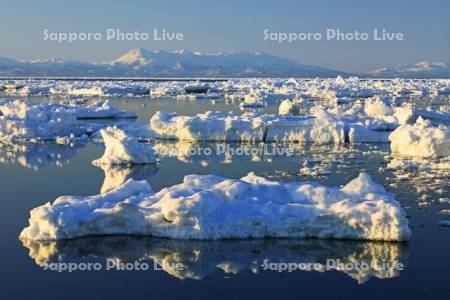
[368,61,450,78]
[0,47,448,78]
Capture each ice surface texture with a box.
[20,173,411,242]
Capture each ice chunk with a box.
[266,108,346,144]
[240,94,264,108]
[389,117,450,158]
[0,99,135,142]
[92,126,158,165]
[348,125,390,143]
[278,98,305,115]
[150,111,267,142]
[394,105,415,125]
[74,100,136,119]
[0,99,84,142]
[69,86,104,96]
[364,97,394,119]
[20,173,411,241]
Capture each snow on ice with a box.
[20,172,411,241]
[92,126,158,165]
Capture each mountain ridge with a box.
[0,48,448,78]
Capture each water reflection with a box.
[22,236,408,284]
[0,141,85,170]
[96,164,159,193]
[153,141,384,164]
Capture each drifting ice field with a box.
[0,77,449,298]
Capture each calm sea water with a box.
[0,95,449,299]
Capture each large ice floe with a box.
[149,111,267,142]
[147,108,348,144]
[20,172,411,241]
[389,117,450,159]
[145,105,394,144]
[0,99,135,142]
[92,126,158,165]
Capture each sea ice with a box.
[20,172,411,241]
[73,100,137,119]
[0,99,135,142]
[278,98,305,115]
[266,108,346,143]
[0,99,87,142]
[92,126,158,165]
[150,111,267,142]
[389,117,450,159]
[240,94,265,108]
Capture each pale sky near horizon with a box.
[0,0,449,72]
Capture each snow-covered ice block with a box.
[266,109,346,144]
[394,106,415,125]
[150,111,267,142]
[20,172,411,241]
[74,100,136,119]
[92,126,158,165]
[0,99,136,142]
[0,99,85,142]
[278,98,304,115]
[240,94,264,108]
[69,86,104,96]
[348,125,390,143]
[389,117,450,158]
[364,96,394,119]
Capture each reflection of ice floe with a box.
[97,164,158,194]
[0,141,84,170]
[154,141,297,164]
[20,173,410,241]
[21,236,409,283]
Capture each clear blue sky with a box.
[0,0,449,72]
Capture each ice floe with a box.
[278,98,305,115]
[149,111,267,142]
[20,172,411,241]
[389,117,450,159]
[266,108,346,143]
[92,126,158,165]
[0,99,135,142]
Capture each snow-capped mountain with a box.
[0,47,344,77]
[0,56,100,77]
[1,49,449,78]
[103,47,345,77]
[369,61,450,78]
